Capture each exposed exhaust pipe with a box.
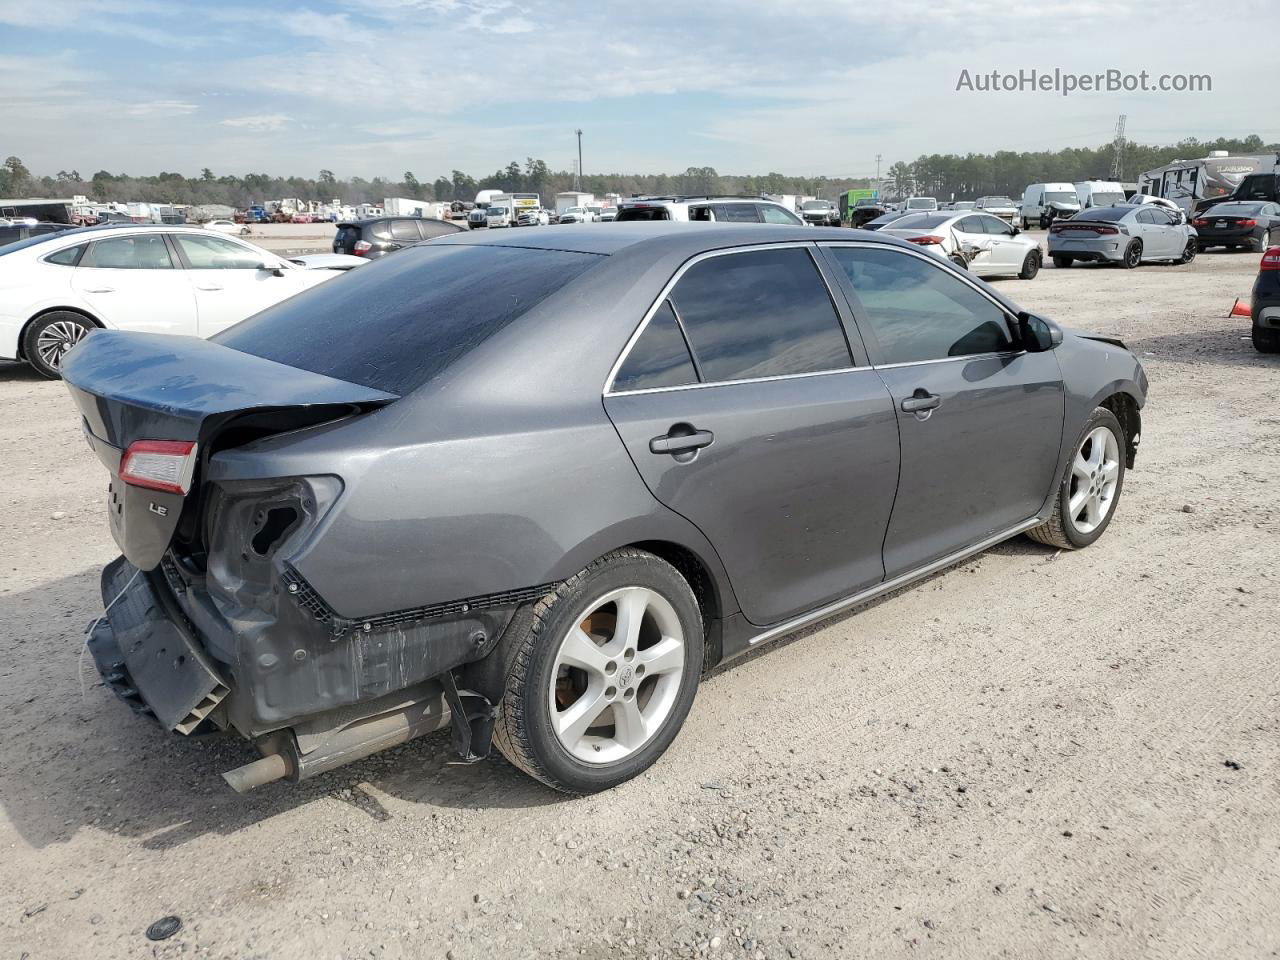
[221,683,450,793]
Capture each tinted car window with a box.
[957,216,985,233]
[45,243,86,266]
[613,301,698,392]
[715,204,760,223]
[979,216,1013,235]
[370,221,392,240]
[668,247,851,382]
[420,219,464,239]
[1136,208,1157,224]
[1077,206,1130,222]
[176,234,263,269]
[84,235,173,269]
[616,207,671,222]
[217,244,601,395]
[391,219,421,241]
[828,246,1013,365]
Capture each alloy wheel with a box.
[34,319,90,370]
[1068,426,1121,534]
[549,586,686,765]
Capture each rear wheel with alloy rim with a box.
[1121,240,1142,269]
[1256,230,1273,253]
[22,311,95,379]
[493,548,703,793]
[1028,407,1126,549]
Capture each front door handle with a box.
[649,425,714,458]
[195,283,224,291]
[900,390,941,413]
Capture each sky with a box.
[1,0,1275,181]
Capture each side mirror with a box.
[259,262,285,277]
[1018,311,1062,352]
[1011,225,1021,235]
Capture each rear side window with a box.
[612,301,698,392]
[828,246,1013,365]
[45,243,86,266]
[216,244,601,395]
[420,219,462,239]
[370,222,392,240]
[390,220,421,241]
[759,204,801,225]
[668,247,851,382]
[83,235,173,269]
[714,204,760,223]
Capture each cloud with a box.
[126,100,198,117]
[220,113,290,132]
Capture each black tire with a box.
[492,548,703,794]
[1052,255,1073,269]
[1019,250,1041,279]
[1255,230,1273,254]
[1179,239,1197,264]
[1027,407,1127,550]
[1120,240,1142,269]
[20,311,96,379]
[1253,328,1280,354]
[948,254,967,270]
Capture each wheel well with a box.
[1100,392,1141,467]
[627,540,722,665]
[18,307,101,360]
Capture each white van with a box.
[1073,180,1126,210]
[1019,183,1080,227]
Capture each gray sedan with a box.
[63,223,1148,795]
[1048,204,1198,268]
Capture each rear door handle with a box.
[83,286,114,293]
[649,428,714,455]
[195,284,224,291]
[900,391,941,413]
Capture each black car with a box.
[333,216,465,259]
[861,210,911,231]
[849,200,888,227]
[0,221,76,248]
[1191,202,1280,252]
[1251,245,1280,353]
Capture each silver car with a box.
[880,211,1044,278]
[1048,205,1198,269]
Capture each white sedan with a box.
[205,219,248,235]
[0,225,357,378]
[880,211,1044,278]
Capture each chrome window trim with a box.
[603,241,864,397]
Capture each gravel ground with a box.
[2,247,1277,959]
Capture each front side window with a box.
[612,301,698,392]
[175,234,264,269]
[759,204,801,225]
[827,246,1013,365]
[667,247,851,382]
[83,235,173,269]
[979,216,1013,236]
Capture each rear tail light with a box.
[352,240,372,256]
[1237,219,1258,228]
[1192,218,1208,227]
[906,235,944,245]
[1051,223,1117,235]
[119,440,198,495]
[1261,247,1280,271]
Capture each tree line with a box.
[2,134,1275,209]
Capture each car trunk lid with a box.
[62,331,397,570]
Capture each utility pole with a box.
[875,153,882,183]
[1110,115,1127,180]
[574,129,583,191]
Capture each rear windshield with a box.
[1204,202,1264,215]
[1073,207,1129,221]
[216,244,602,394]
[889,213,951,229]
[1087,192,1125,206]
[617,207,672,221]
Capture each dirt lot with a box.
[2,248,1277,960]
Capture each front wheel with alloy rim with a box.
[1120,240,1142,269]
[22,311,96,379]
[1019,250,1041,279]
[1180,239,1197,264]
[1027,407,1126,550]
[493,548,703,793]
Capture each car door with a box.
[171,233,311,337]
[603,243,901,627]
[70,234,198,336]
[979,215,1025,269]
[820,242,1065,578]
[955,216,996,272]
